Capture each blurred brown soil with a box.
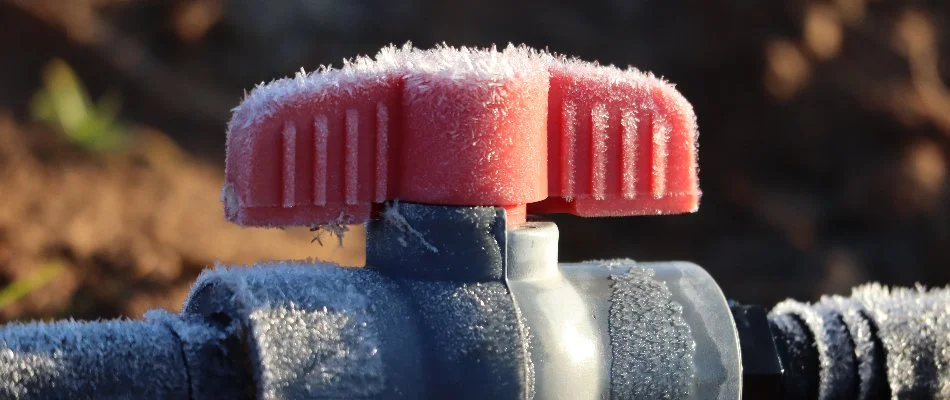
[1,0,950,317]
[0,114,361,321]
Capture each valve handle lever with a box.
[223,44,699,227]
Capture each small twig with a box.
[309,217,350,247]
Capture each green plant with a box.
[0,260,65,311]
[30,59,128,152]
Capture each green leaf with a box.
[29,59,128,152]
[0,260,65,311]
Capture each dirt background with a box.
[1,0,949,321]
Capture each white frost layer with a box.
[228,42,680,135]
[772,283,950,399]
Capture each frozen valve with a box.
[222,44,699,227]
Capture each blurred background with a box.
[0,0,948,322]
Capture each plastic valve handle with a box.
[223,45,699,227]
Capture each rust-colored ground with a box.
[1,0,950,319]
[0,115,361,321]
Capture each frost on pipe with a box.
[609,267,695,399]
[182,262,533,400]
[551,260,741,400]
[0,319,190,399]
[182,263,425,400]
[223,43,699,227]
[771,300,858,399]
[769,284,950,399]
[631,262,743,400]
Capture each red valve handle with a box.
[223,44,699,227]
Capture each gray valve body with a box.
[0,202,742,399]
[363,203,742,400]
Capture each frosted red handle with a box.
[223,45,699,227]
